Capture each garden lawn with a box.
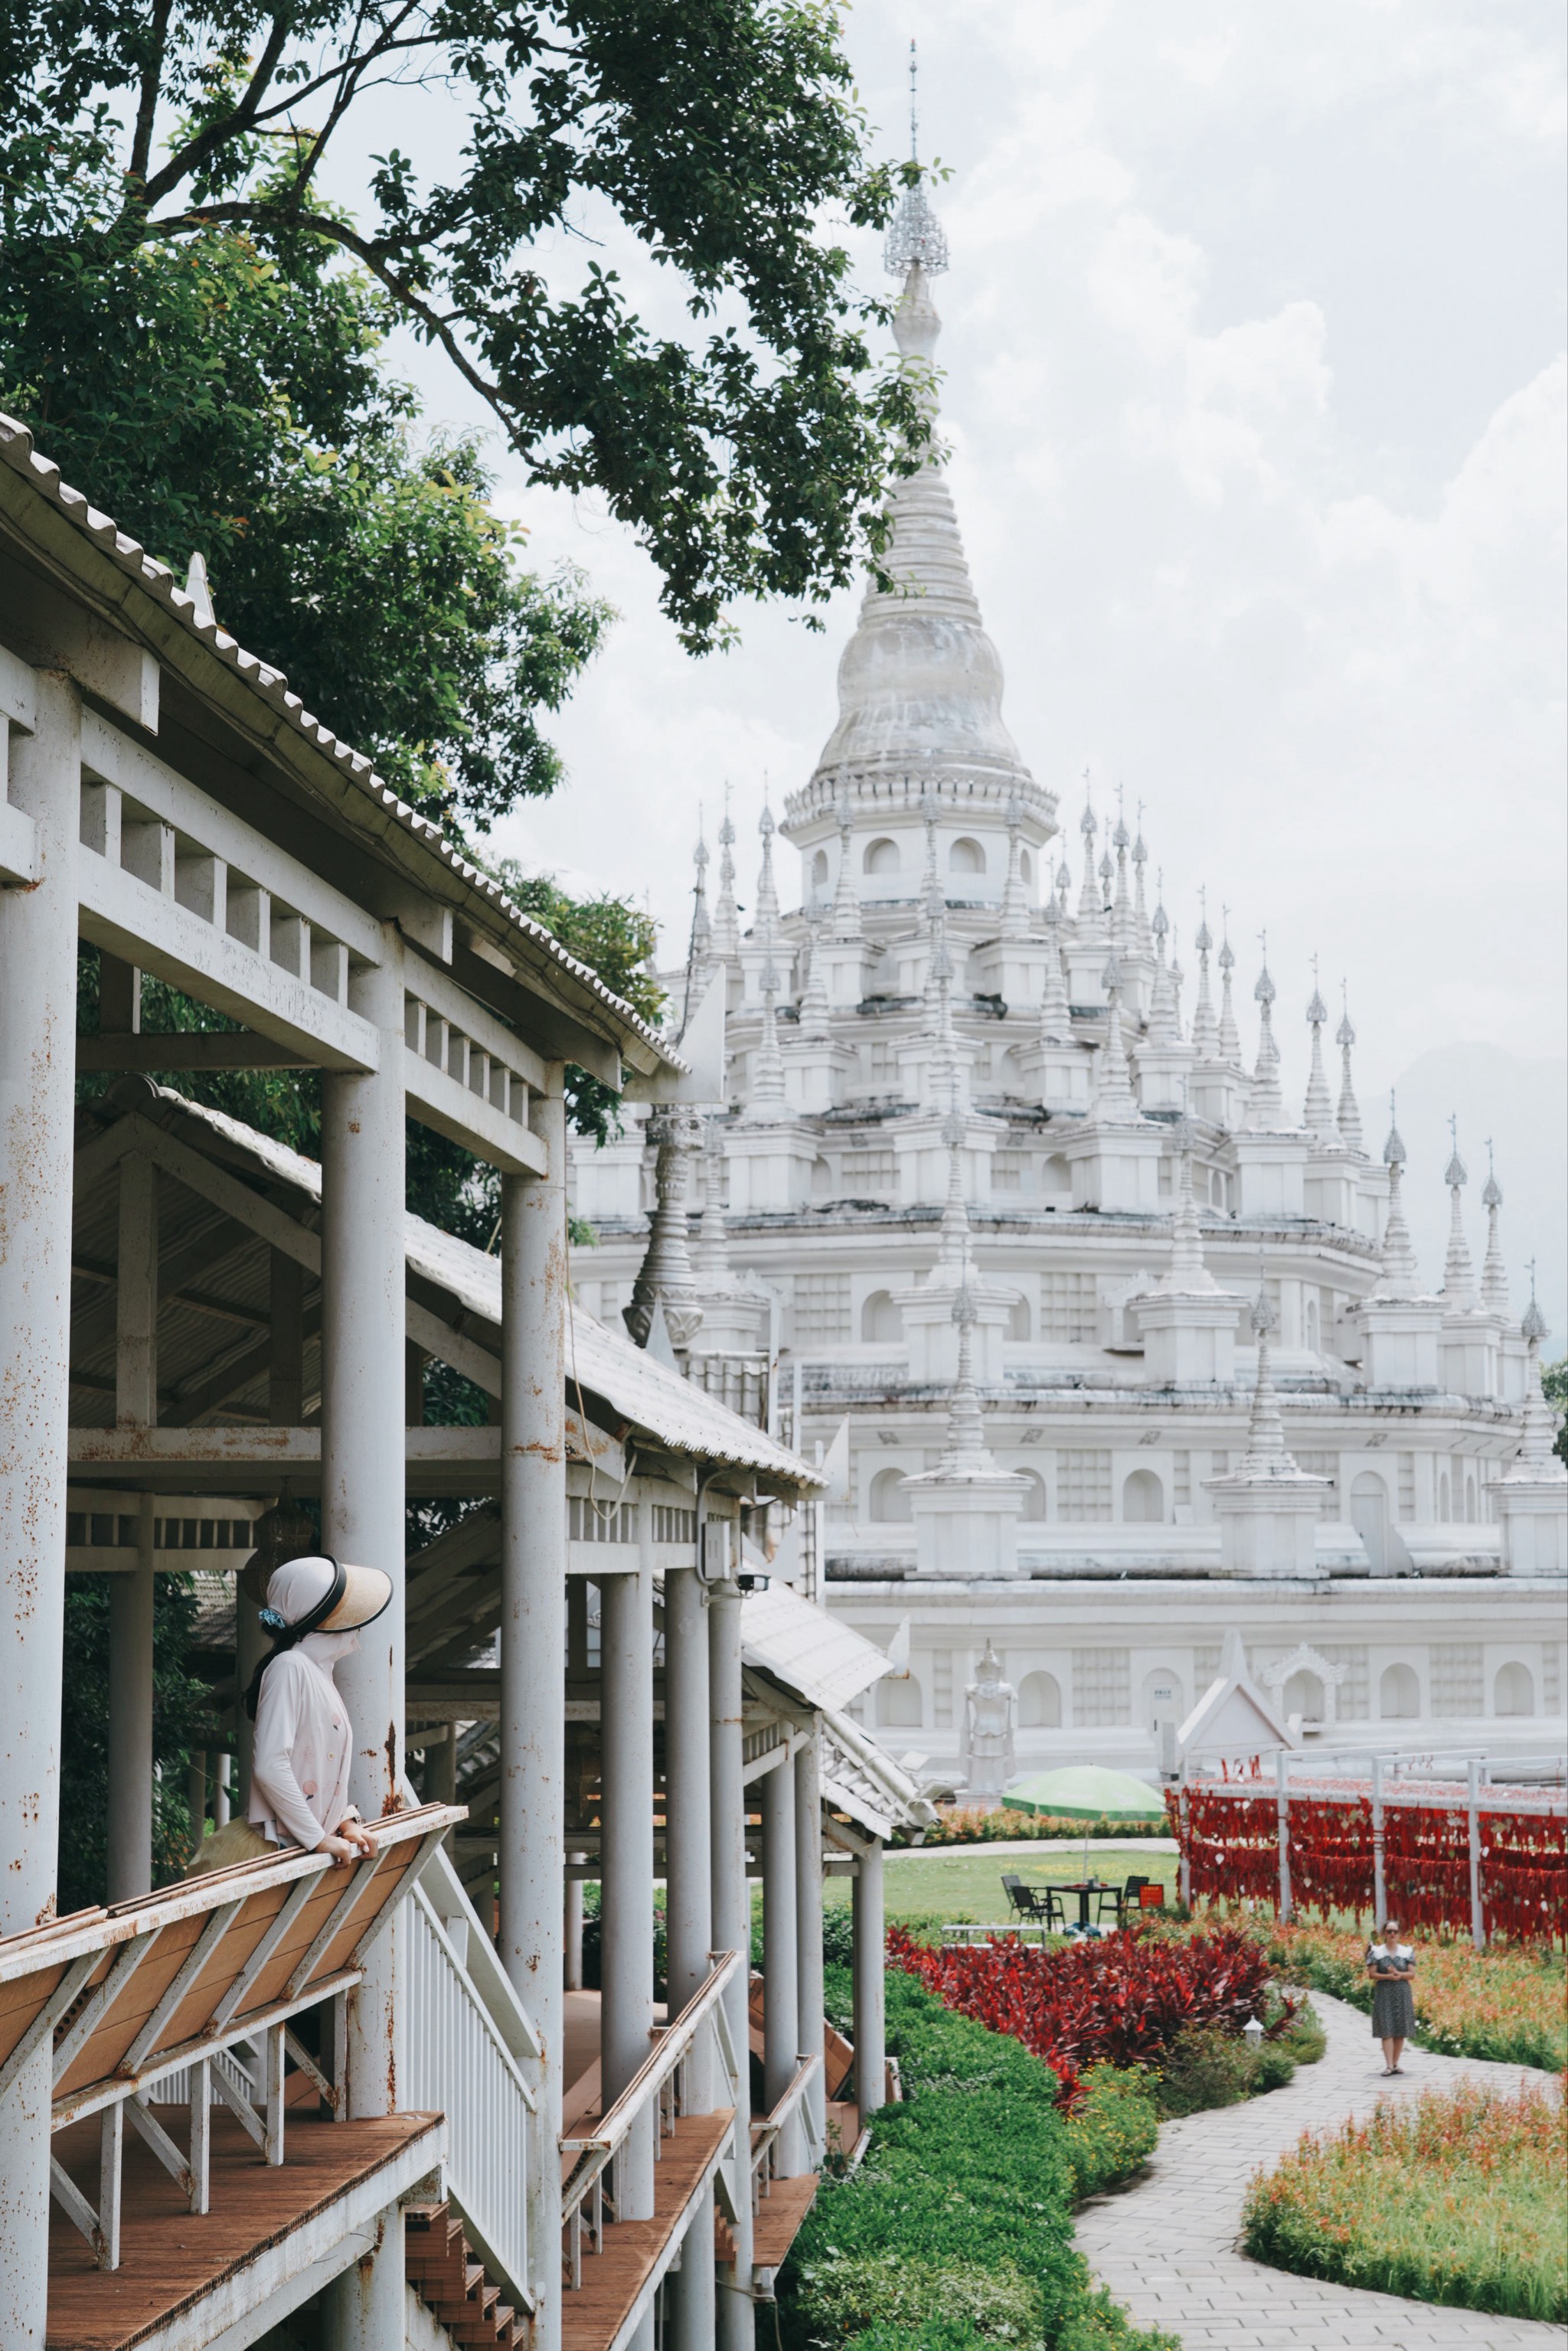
[781,1967,1171,2351]
[822,1843,1174,1929]
[1263,1918,1568,2071]
[1243,2077,1566,2323]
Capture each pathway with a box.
[1074,1989,1563,2351]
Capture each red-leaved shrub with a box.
[887,1922,1286,2103]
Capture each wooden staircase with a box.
[406,2202,530,2347]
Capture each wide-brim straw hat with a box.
[267,1553,394,1633]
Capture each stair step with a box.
[407,2196,531,2348]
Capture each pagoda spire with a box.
[746,951,789,1120]
[1480,1142,1510,1315]
[711,785,741,962]
[1161,1110,1223,1292]
[938,1273,993,1472]
[829,789,861,941]
[1336,986,1363,1153]
[937,1082,971,1267]
[999,790,1030,938]
[1511,1275,1561,1471]
[1111,790,1134,953]
[1055,857,1071,921]
[755,797,780,936]
[797,908,831,1038]
[1132,814,1153,955]
[1169,927,1185,1037]
[1147,887,1178,1045]
[1374,1095,1419,1298]
[1243,947,1284,1129]
[1217,917,1243,1063]
[1441,1116,1475,1304]
[1039,892,1071,1043]
[1302,962,1335,1142]
[1076,789,1102,928]
[1191,891,1220,1058]
[1240,1284,1292,1471]
[1093,950,1142,1122]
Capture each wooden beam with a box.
[77,1033,309,1070]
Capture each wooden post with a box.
[0,672,80,2346]
[1276,1749,1292,1925]
[1467,1758,1485,1951]
[499,1078,567,2351]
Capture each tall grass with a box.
[1265,1919,1567,2071]
[1243,2078,1566,2322]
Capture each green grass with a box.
[781,1967,1171,2350]
[1243,2076,1566,2321]
[822,1844,1176,1928]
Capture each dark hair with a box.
[243,1556,347,1719]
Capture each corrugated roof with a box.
[0,413,679,1075]
[818,1705,938,1839]
[740,1582,891,1714]
[106,1087,818,1491]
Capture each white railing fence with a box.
[751,2051,824,2207]
[560,1950,743,2293]
[401,1810,547,2322]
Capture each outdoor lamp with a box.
[1243,2015,1265,2054]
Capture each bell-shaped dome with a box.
[805,264,1044,819]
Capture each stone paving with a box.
[1074,1987,1564,2351]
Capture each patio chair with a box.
[1095,1874,1148,1925]
[1002,1876,1065,1930]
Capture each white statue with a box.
[962,1640,1017,1806]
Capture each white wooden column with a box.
[106,1155,157,1903]
[708,1566,754,2349]
[851,1837,885,2121]
[664,1553,716,2350]
[794,1727,827,2153]
[761,1752,805,2173]
[0,671,80,2345]
[499,1077,567,2348]
[599,1501,656,2228]
[319,945,406,2351]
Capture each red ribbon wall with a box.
[1171,1786,1566,1941]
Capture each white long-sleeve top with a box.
[247,1631,361,1853]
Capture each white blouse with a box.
[247,1631,361,1852]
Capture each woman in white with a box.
[246,1554,393,1866]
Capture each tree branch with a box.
[139,11,299,209]
[129,0,174,186]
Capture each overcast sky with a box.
[367,2,1566,1318]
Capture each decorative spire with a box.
[1441,1115,1475,1304]
[938,1276,991,1471]
[797,909,831,1038]
[1216,916,1243,1063]
[1039,891,1071,1044]
[624,1109,704,1350]
[1132,814,1153,954]
[1335,985,1363,1153]
[1147,887,1178,1045]
[1111,789,1134,952]
[746,952,789,1119]
[1240,1283,1291,1470]
[688,824,713,980]
[755,797,780,936]
[1191,891,1220,1059]
[883,41,950,279]
[1161,1110,1222,1293]
[937,1082,971,1266]
[694,1119,732,1285]
[1302,962,1335,1143]
[1480,1141,1509,1315]
[1169,928,1185,1037]
[1093,950,1142,1123]
[1243,948,1284,1129]
[1374,1094,1419,1298]
[1508,1268,1562,1474]
[1076,789,1102,927]
[711,785,741,962]
[999,789,1029,938]
[830,789,861,941]
[1055,857,1072,919]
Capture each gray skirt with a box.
[1371,1976,1416,2039]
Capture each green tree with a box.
[2,224,611,830]
[2,0,924,658]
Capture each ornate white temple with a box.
[569,178,1566,1788]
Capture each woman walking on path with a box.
[1367,1918,1416,2075]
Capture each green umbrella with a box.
[1003,1766,1167,1822]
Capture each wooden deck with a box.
[560,2109,732,2351]
[750,2172,818,2270]
[47,2105,440,2349]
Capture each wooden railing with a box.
[751,2052,825,2208]
[559,1950,743,2291]
[0,1806,458,2272]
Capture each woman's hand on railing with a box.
[315,1822,373,1866]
